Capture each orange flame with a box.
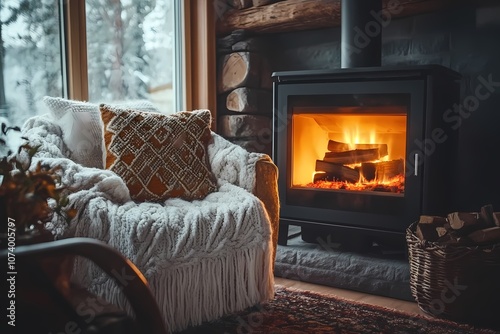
[291,110,407,193]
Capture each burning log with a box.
[327,140,350,152]
[313,172,339,183]
[323,148,382,165]
[327,140,388,156]
[315,160,359,183]
[360,159,404,181]
[353,143,388,157]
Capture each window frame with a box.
[62,0,216,124]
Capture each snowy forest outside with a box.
[0,0,177,128]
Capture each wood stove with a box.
[273,66,461,246]
[272,0,462,248]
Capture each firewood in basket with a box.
[418,215,448,225]
[415,217,448,242]
[467,226,500,244]
[494,212,500,227]
[436,223,451,238]
[480,204,497,227]
[416,224,440,242]
[315,160,359,183]
[437,232,469,245]
[447,212,485,233]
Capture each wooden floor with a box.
[275,277,428,317]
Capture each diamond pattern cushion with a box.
[43,96,159,169]
[100,104,217,202]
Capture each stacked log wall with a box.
[216,28,274,155]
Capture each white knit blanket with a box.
[22,115,275,333]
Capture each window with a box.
[0,0,181,127]
[1,0,64,124]
[84,0,177,113]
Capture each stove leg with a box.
[278,223,289,246]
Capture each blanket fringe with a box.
[89,243,275,333]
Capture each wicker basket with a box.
[406,221,500,328]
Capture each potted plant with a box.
[0,123,76,247]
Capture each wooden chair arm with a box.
[2,237,166,334]
[254,158,280,269]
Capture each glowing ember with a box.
[302,174,405,193]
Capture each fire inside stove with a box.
[291,106,407,194]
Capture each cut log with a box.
[216,29,250,50]
[324,148,381,164]
[436,225,450,238]
[252,0,279,6]
[313,172,347,183]
[327,140,388,156]
[315,160,359,183]
[480,204,496,227]
[359,163,376,181]
[494,212,500,227]
[415,216,449,242]
[327,140,350,152]
[218,52,263,94]
[226,87,272,114]
[219,114,271,138]
[375,159,404,180]
[447,212,484,232]
[437,233,468,245]
[353,144,388,157]
[467,226,500,244]
[217,0,456,35]
[416,224,443,242]
[228,0,253,10]
[232,37,266,52]
[419,215,448,225]
[360,159,404,181]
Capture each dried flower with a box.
[0,123,76,235]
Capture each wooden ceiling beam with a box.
[216,0,456,36]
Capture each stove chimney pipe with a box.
[341,0,382,68]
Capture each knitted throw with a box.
[22,114,275,333]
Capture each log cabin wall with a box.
[215,2,500,210]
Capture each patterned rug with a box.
[176,286,499,334]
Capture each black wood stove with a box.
[272,0,461,247]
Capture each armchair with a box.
[21,113,279,333]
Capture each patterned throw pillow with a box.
[100,104,217,202]
[43,96,159,168]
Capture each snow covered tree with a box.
[86,0,158,102]
[1,0,62,124]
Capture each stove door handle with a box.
[414,153,419,176]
